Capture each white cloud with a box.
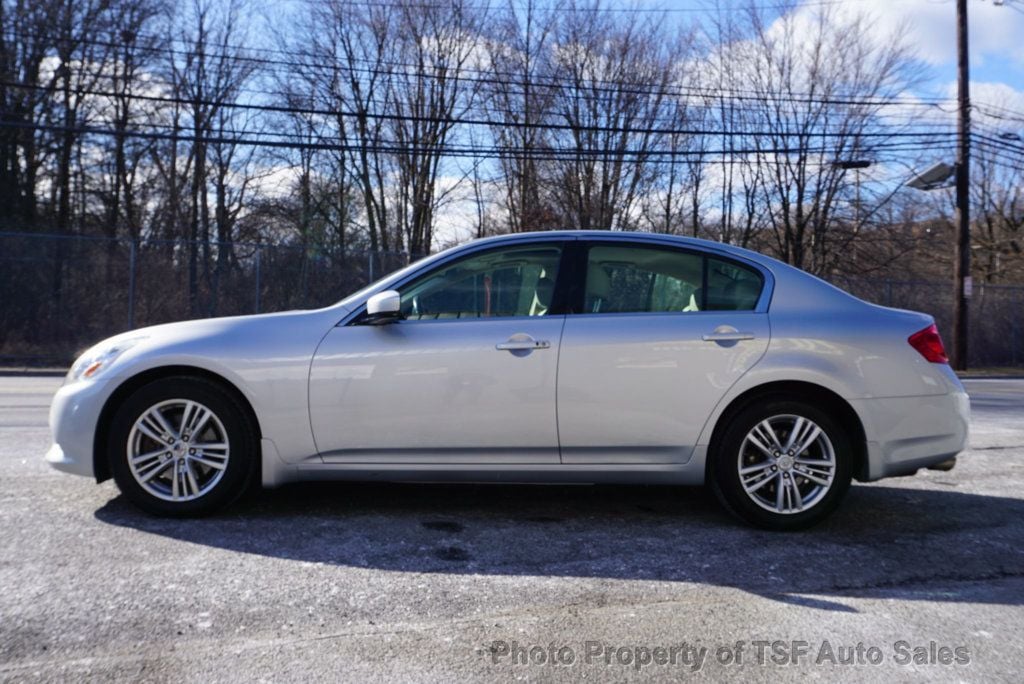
[800,0,1024,68]
[432,173,493,249]
[970,80,1024,114]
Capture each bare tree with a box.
[100,0,165,240]
[741,3,921,274]
[548,1,676,231]
[387,0,487,255]
[303,0,397,255]
[638,31,707,236]
[49,0,113,236]
[484,0,560,233]
[47,0,115,326]
[170,0,256,314]
[972,144,1024,283]
[0,0,60,230]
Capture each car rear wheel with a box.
[108,377,257,516]
[710,399,853,530]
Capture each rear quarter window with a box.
[705,257,764,311]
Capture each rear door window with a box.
[582,244,763,313]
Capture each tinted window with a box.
[584,245,702,313]
[399,244,562,319]
[706,257,763,311]
[582,244,763,314]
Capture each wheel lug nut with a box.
[189,448,196,455]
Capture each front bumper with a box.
[46,376,119,479]
[44,442,88,476]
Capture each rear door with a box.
[556,241,770,464]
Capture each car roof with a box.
[337,229,868,316]
[463,230,765,264]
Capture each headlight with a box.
[66,337,146,383]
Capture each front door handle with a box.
[702,325,755,342]
[496,336,551,351]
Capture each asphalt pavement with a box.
[1,376,1023,682]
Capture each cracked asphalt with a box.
[1,376,1023,682]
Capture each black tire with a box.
[709,398,853,530]
[107,376,258,517]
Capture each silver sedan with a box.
[47,231,969,529]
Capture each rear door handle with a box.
[702,329,755,342]
[496,337,550,351]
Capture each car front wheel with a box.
[108,376,257,516]
[710,399,853,530]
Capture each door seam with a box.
[555,313,569,464]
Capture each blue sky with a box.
[639,0,1024,127]
[259,0,1024,135]
[253,0,1024,246]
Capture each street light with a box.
[833,160,873,170]
[906,162,956,191]
[905,158,968,368]
[833,159,873,227]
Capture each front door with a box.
[309,241,567,464]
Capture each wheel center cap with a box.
[173,442,185,453]
[777,455,794,471]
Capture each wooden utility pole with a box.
[952,0,971,370]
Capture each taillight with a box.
[908,324,949,364]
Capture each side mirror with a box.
[364,290,402,325]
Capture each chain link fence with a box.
[833,276,1024,368]
[0,232,416,366]
[2,231,1022,367]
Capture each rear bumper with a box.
[851,387,970,481]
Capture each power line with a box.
[315,0,863,15]
[0,119,954,162]
[0,27,958,111]
[0,79,959,141]
[973,139,1024,170]
[974,132,1024,154]
[975,103,1024,126]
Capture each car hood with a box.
[75,306,350,376]
[142,307,344,341]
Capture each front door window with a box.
[399,244,563,320]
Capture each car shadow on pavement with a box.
[94,481,1024,610]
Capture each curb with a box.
[0,369,67,377]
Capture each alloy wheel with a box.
[126,399,231,502]
[736,414,837,515]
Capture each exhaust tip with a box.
[927,457,957,472]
